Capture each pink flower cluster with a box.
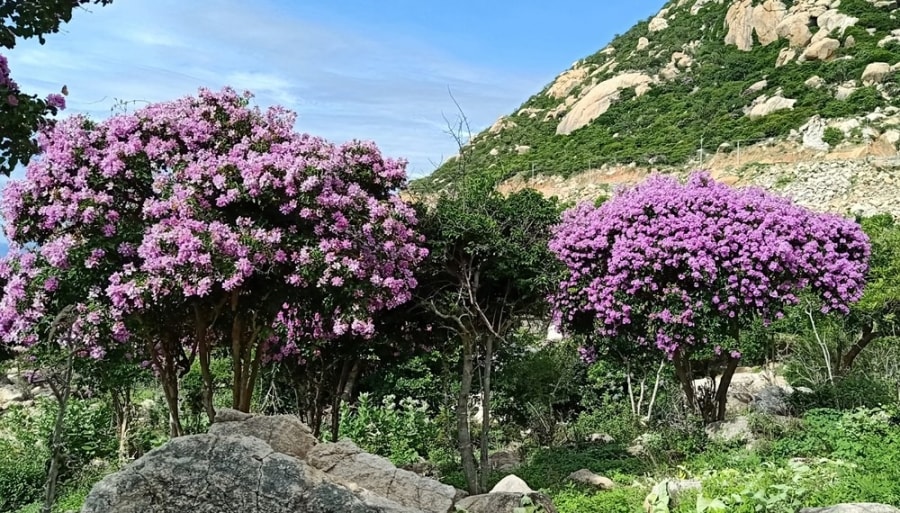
[550,172,870,358]
[0,87,427,361]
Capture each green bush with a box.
[0,438,47,512]
[822,127,844,147]
[553,486,648,513]
[338,393,441,466]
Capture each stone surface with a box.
[637,37,650,51]
[556,73,655,135]
[705,416,752,443]
[490,474,535,494]
[802,37,840,61]
[307,439,458,513]
[209,408,318,461]
[746,95,797,118]
[800,505,900,513]
[454,492,557,513]
[567,469,614,490]
[81,434,385,513]
[725,0,787,51]
[862,62,892,86]
[546,67,588,99]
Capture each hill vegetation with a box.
[419,0,900,188]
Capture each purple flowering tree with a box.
[550,173,870,422]
[0,88,427,434]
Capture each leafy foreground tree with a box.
[550,172,870,423]
[0,0,113,175]
[0,87,427,435]
[418,177,561,494]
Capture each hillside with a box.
[419,0,900,206]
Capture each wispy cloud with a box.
[4,0,546,178]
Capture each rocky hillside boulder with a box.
[80,410,483,513]
[81,434,385,513]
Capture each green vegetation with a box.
[417,0,900,189]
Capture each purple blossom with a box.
[550,172,870,359]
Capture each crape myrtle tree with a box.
[550,173,869,423]
[0,88,428,435]
[418,175,561,494]
[0,0,113,175]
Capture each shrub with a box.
[338,393,441,466]
[822,127,844,147]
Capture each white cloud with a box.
[3,0,545,178]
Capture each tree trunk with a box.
[330,359,362,442]
[154,335,184,438]
[478,336,493,493]
[42,352,74,513]
[714,356,740,422]
[330,360,353,442]
[457,337,479,495]
[841,322,877,372]
[111,388,132,463]
[195,306,216,424]
[672,351,696,412]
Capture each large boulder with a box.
[862,62,892,86]
[800,505,900,513]
[454,492,557,513]
[81,434,386,513]
[209,408,318,460]
[307,439,459,513]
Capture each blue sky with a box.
[0,0,666,254]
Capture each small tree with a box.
[418,177,560,493]
[0,88,427,433]
[550,173,869,423]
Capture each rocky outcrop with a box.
[556,73,654,135]
[567,469,614,489]
[725,0,787,51]
[82,412,468,513]
[862,62,892,86]
[81,435,385,513]
[546,67,588,99]
[745,94,797,118]
[454,492,557,513]
[452,475,557,513]
[801,38,840,61]
[307,439,458,513]
[209,408,318,461]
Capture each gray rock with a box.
[454,492,557,513]
[489,474,534,494]
[567,469,614,489]
[800,504,900,513]
[80,434,384,513]
[307,439,457,513]
[667,479,701,504]
[749,385,791,415]
[209,408,318,460]
[705,416,752,443]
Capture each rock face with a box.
[81,435,383,513]
[490,474,534,494]
[209,408,318,461]
[307,439,458,513]
[556,73,654,135]
[454,492,557,513]
[800,505,900,513]
[82,412,473,513]
[567,469,614,490]
[745,95,797,118]
[801,38,840,61]
[725,0,787,51]
[546,67,588,99]
[862,62,892,85]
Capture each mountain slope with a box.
[420,0,900,188]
